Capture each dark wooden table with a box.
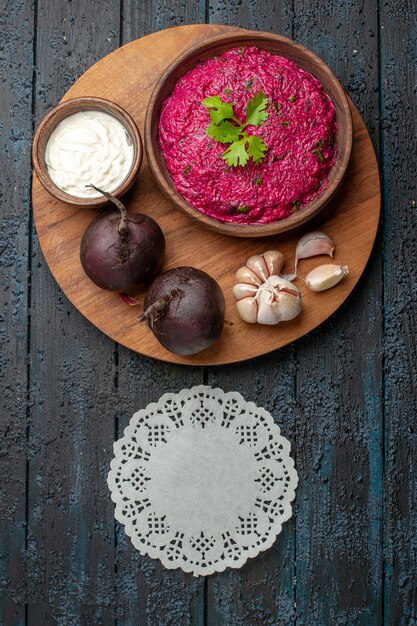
[1,1,416,624]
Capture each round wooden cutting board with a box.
[32,24,380,366]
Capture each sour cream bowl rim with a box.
[145,30,353,238]
[32,96,143,208]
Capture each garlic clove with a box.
[235,265,261,286]
[267,275,299,295]
[267,276,302,321]
[262,250,285,277]
[306,264,349,292]
[277,290,302,321]
[236,297,258,323]
[233,283,258,301]
[257,289,281,325]
[267,275,295,290]
[246,254,269,282]
[234,254,302,326]
[295,231,335,273]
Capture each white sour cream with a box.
[45,110,134,198]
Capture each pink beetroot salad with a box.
[159,46,337,224]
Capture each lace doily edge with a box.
[123,511,296,577]
[108,385,298,576]
[109,471,298,577]
[115,386,281,450]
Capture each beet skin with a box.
[143,266,225,355]
[80,211,165,292]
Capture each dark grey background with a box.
[1,1,416,624]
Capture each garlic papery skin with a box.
[235,266,261,286]
[233,283,258,301]
[246,255,269,282]
[306,264,349,292]
[236,250,285,286]
[257,288,282,325]
[295,231,335,273]
[234,263,302,325]
[266,276,302,321]
[263,250,285,277]
[236,298,258,323]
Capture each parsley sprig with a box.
[202,91,269,167]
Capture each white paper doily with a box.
[108,386,298,576]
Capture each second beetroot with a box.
[141,266,225,355]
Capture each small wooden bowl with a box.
[32,96,143,208]
[145,31,353,238]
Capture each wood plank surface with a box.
[116,5,206,626]
[0,1,35,625]
[206,4,297,625]
[26,2,121,624]
[380,1,417,624]
[0,1,416,625]
[292,1,383,624]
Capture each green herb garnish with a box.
[237,205,251,213]
[273,101,282,115]
[314,140,324,162]
[183,165,191,175]
[202,91,269,167]
[255,177,263,187]
[288,94,297,102]
[280,120,290,127]
[223,87,232,95]
[291,200,301,212]
[223,135,267,168]
[203,96,235,125]
[244,91,269,126]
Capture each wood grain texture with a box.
[207,1,384,625]
[31,26,380,367]
[1,1,416,625]
[293,0,383,623]
[0,1,35,624]
[113,355,205,625]
[117,3,207,625]
[26,1,121,624]
[380,1,417,623]
[206,348,298,626]
[206,4,297,626]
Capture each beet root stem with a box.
[86,184,129,235]
[139,288,184,329]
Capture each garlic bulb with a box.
[306,264,349,291]
[234,251,302,325]
[295,231,335,274]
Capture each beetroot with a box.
[80,186,165,293]
[141,266,225,355]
